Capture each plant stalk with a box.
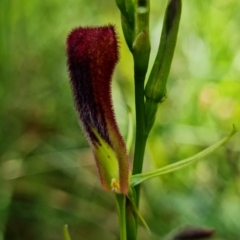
[132,0,150,206]
[116,194,127,240]
[132,74,147,206]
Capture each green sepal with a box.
[115,0,134,50]
[145,0,182,103]
[92,129,119,191]
[121,14,134,51]
[63,225,72,240]
[131,126,237,187]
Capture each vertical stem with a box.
[125,198,137,240]
[132,75,147,206]
[132,0,150,206]
[116,194,127,240]
[115,1,150,239]
[131,0,150,236]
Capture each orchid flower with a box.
[66,26,130,194]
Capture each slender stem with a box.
[132,75,147,206]
[126,198,137,240]
[132,0,150,207]
[116,194,127,240]
[115,1,150,239]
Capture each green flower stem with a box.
[132,0,150,206]
[126,2,150,239]
[115,1,150,238]
[132,74,147,206]
[116,194,127,240]
[126,55,147,240]
[125,198,137,240]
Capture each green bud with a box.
[145,0,182,103]
[132,30,151,76]
[132,0,150,79]
[134,0,150,38]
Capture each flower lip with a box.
[66,25,130,194]
[67,26,119,144]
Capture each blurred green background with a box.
[1,0,240,239]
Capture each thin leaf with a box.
[131,126,237,187]
[145,0,182,103]
[127,188,151,233]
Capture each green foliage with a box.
[0,0,240,239]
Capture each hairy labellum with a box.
[67,25,129,194]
